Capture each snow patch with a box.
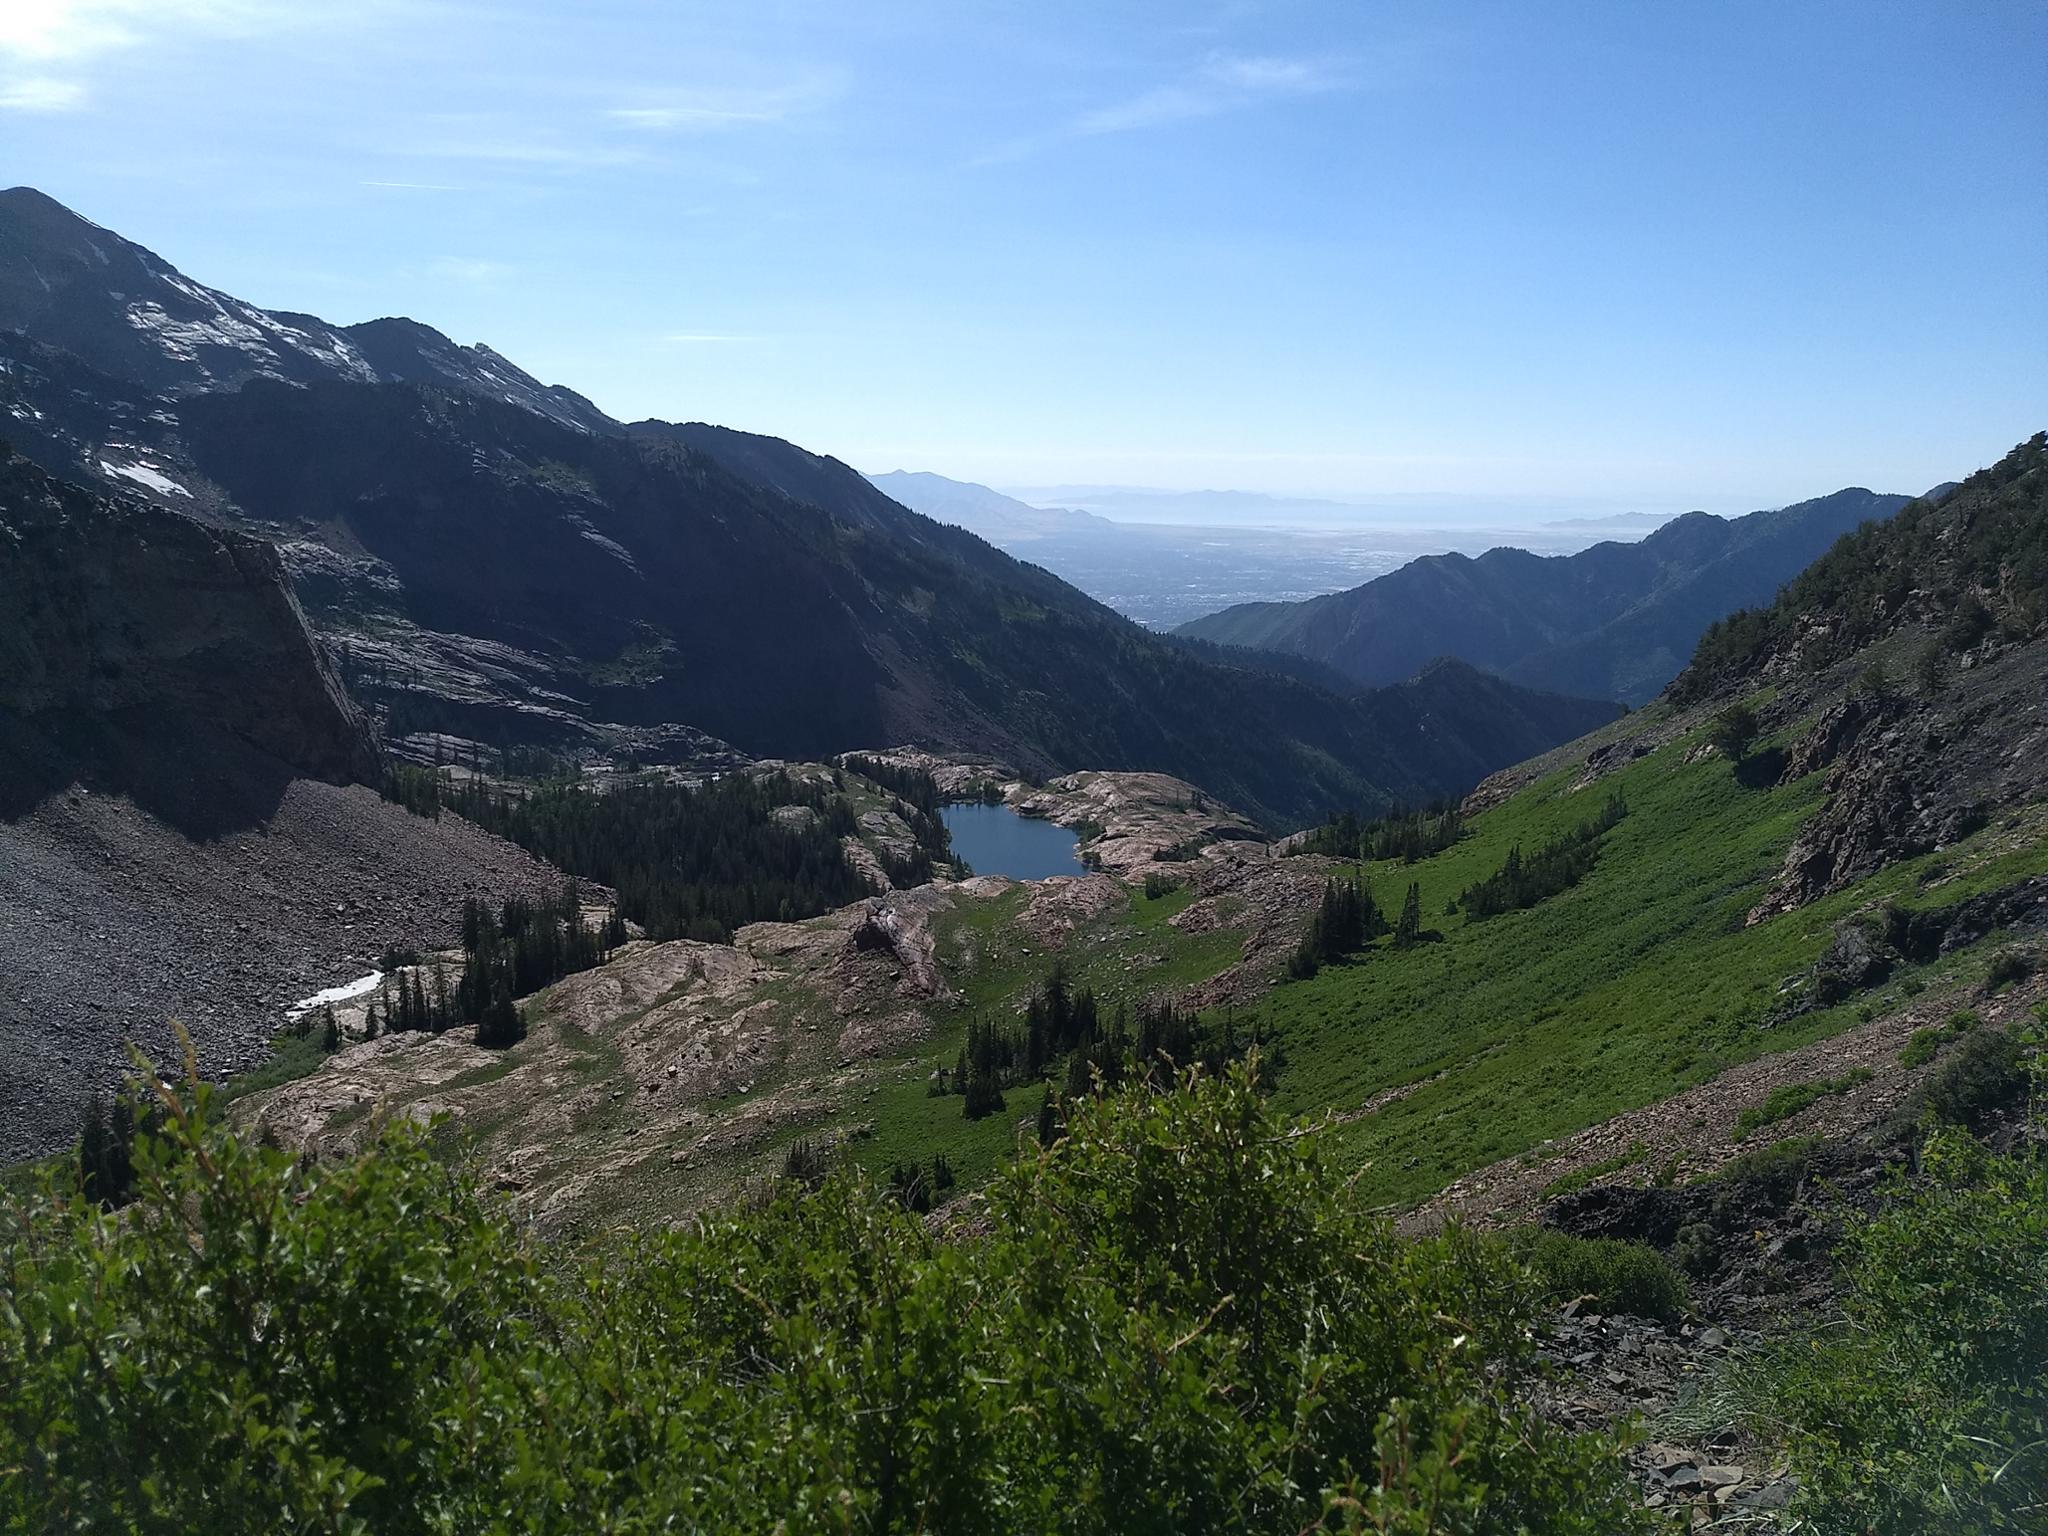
[287,971,383,1016]
[99,460,191,497]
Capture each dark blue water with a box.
[941,803,1083,880]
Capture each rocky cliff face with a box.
[0,448,574,1162]
[0,447,379,798]
[1672,434,2048,918]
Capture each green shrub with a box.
[1697,1136,1822,1221]
[1671,1221,1718,1279]
[1984,947,2035,993]
[1539,1141,1647,1200]
[0,1062,1650,1534]
[1909,1028,2027,1133]
[1735,1069,1873,1137]
[1901,1007,1979,1067]
[1709,702,1760,762]
[1512,1228,1689,1321]
[1760,1128,2047,1532]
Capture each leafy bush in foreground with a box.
[1762,1128,2047,1533]
[0,1063,1648,1534]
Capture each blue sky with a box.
[4,0,2044,511]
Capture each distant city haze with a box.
[3,1,2041,511]
[868,468,1703,628]
[994,485,1687,532]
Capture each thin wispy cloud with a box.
[431,256,511,284]
[0,0,380,59]
[605,71,844,133]
[0,76,83,111]
[610,106,772,129]
[403,130,649,170]
[0,0,398,113]
[972,51,1349,164]
[1075,52,1344,136]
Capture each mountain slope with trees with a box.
[1176,488,1912,703]
[108,437,2041,1531]
[0,190,1621,829]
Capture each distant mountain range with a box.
[1541,511,1677,532]
[865,470,1110,542]
[1176,488,1913,704]
[0,187,1621,827]
[1000,485,1396,528]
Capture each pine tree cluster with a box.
[885,1153,957,1214]
[933,965,1272,1131]
[1292,801,1465,863]
[438,768,875,942]
[839,755,941,816]
[1288,873,1388,979]
[1454,792,1627,920]
[841,756,959,878]
[355,885,625,1050]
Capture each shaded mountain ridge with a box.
[0,445,567,1159]
[0,189,1623,828]
[1178,488,1913,704]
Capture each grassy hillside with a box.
[776,708,2046,1214]
[1250,724,2044,1205]
[215,642,2046,1240]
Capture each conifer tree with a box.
[1394,881,1423,949]
[962,1018,1007,1120]
[1024,995,1050,1081]
[77,1094,109,1204]
[79,1093,138,1209]
[476,982,522,1049]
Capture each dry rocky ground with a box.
[245,877,1005,1230]
[0,779,562,1162]
[236,763,1320,1230]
